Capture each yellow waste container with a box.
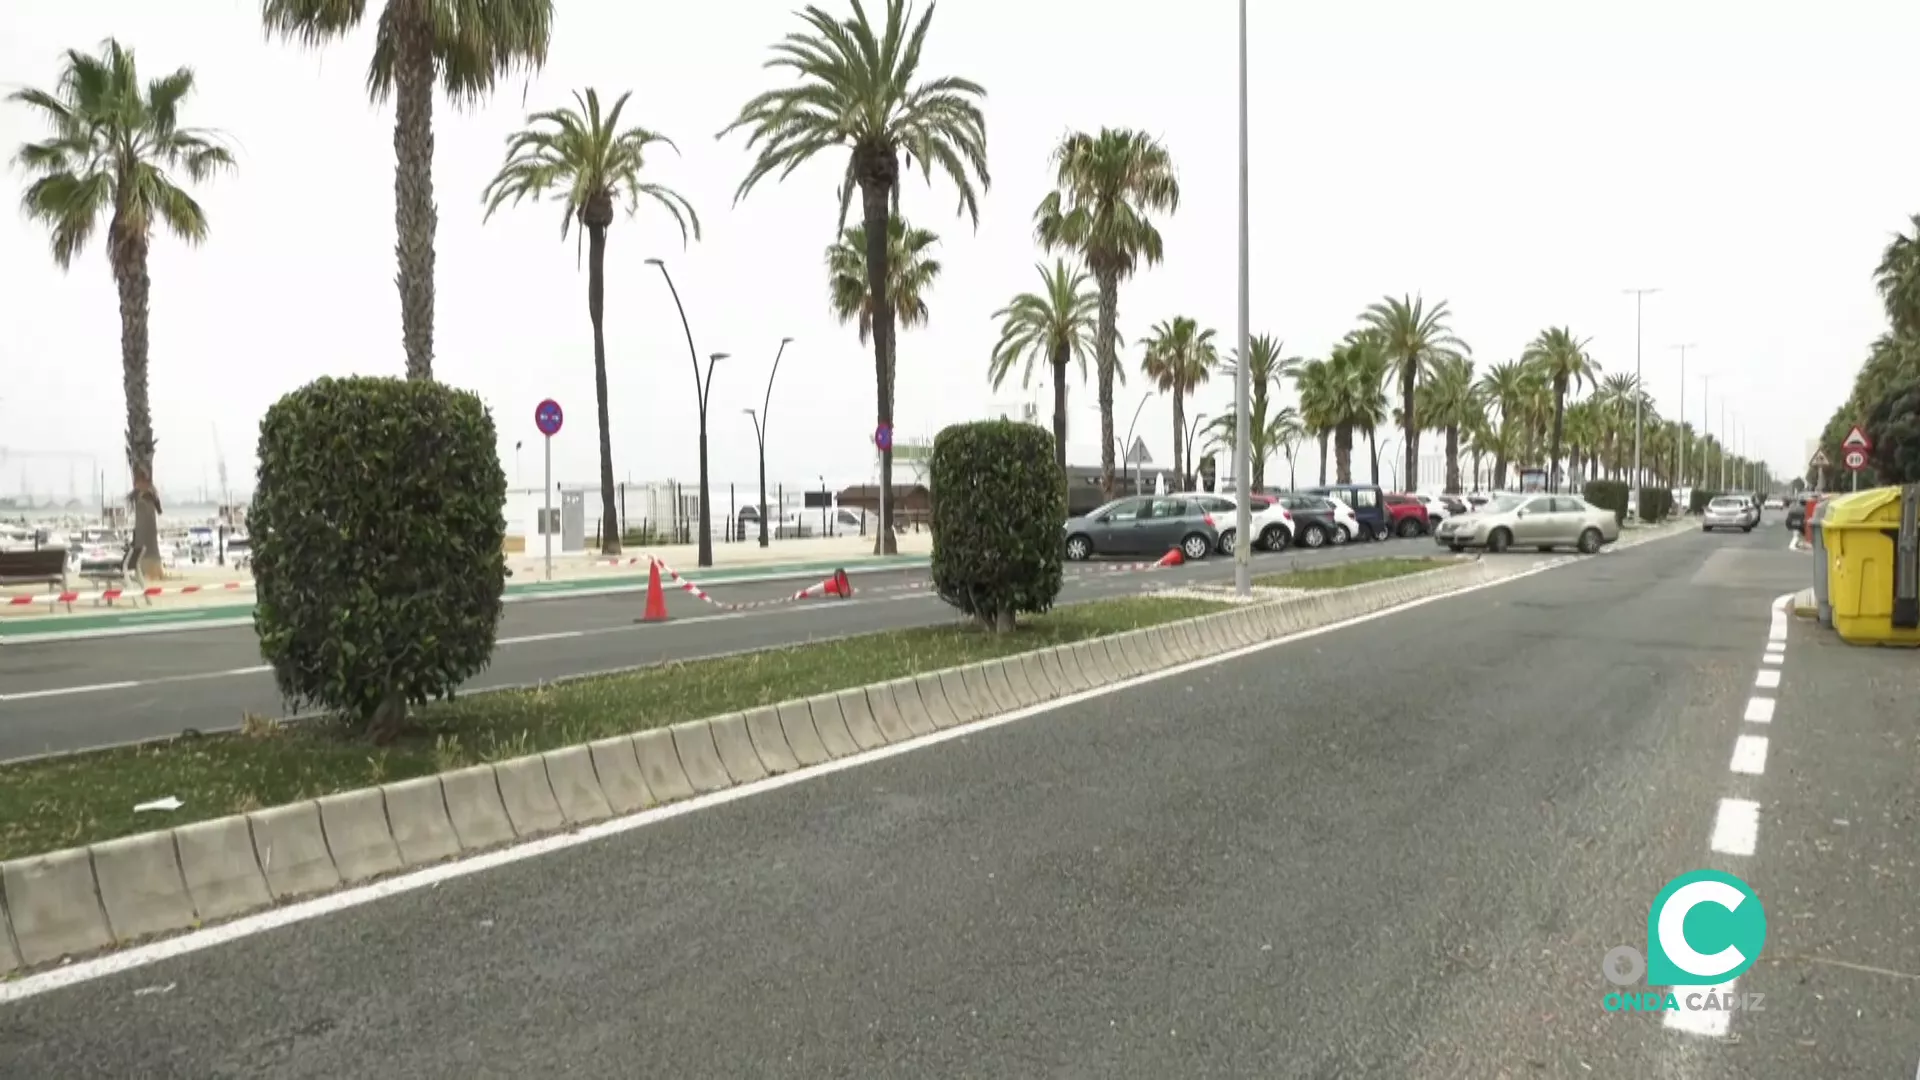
[1823,486,1920,646]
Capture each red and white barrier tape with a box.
[4,580,254,607]
[649,558,850,611]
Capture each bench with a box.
[76,545,146,600]
[0,547,70,607]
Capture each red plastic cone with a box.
[642,560,670,622]
[1155,547,1184,568]
[827,568,852,598]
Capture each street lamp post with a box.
[1122,391,1153,495]
[1183,412,1208,491]
[742,336,793,548]
[1623,287,1661,513]
[1672,344,1694,489]
[645,257,722,568]
[1232,0,1253,597]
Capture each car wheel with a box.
[1302,523,1327,549]
[1702,525,1712,532]
[1537,546,1554,553]
[1488,528,1512,553]
[1373,523,1393,542]
[1182,533,1211,561]
[1261,524,1291,551]
[1742,525,1753,533]
[1065,534,1092,561]
[1333,524,1351,545]
[1398,518,1422,537]
[1577,527,1602,554]
[1218,528,1237,555]
[1448,543,1464,552]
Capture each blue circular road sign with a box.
[874,422,893,453]
[535,399,564,437]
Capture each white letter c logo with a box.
[1658,880,1746,979]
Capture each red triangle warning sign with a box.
[1843,425,1872,451]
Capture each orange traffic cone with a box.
[826,568,852,598]
[641,560,670,622]
[1155,547,1184,568]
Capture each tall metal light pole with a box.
[1122,391,1153,495]
[1672,344,1694,488]
[1232,0,1253,596]
[743,336,793,547]
[645,257,722,568]
[1622,287,1661,514]
[1720,399,1729,491]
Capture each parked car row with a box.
[1061,483,1536,562]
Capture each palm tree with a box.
[1361,295,1469,496]
[10,40,235,577]
[1416,356,1479,493]
[262,0,553,380]
[722,0,988,555]
[1205,404,1302,492]
[1521,327,1598,491]
[988,260,1097,471]
[1224,335,1300,488]
[1295,359,1339,485]
[1034,129,1179,497]
[1476,359,1531,490]
[1323,341,1384,485]
[1876,214,1920,340]
[1140,318,1217,487]
[483,88,698,555]
[826,216,943,398]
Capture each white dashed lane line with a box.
[1729,735,1770,776]
[1708,796,1761,857]
[1744,697,1776,724]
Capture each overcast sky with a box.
[2,0,1913,500]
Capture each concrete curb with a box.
[0,556,1494,971]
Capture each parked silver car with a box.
[1702,495,1757,532]
[1433,493,1620,554]
[1063,495,1221,562]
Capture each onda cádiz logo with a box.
[1600,869,1768,1015]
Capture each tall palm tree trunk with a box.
[1334,424,1354,484]
[1316,432,1329,485]
[111,221,163,579]
[1367,430,1379,486]
[1049,342,1069,474]
[585,200,621,555]
[857,157,898,555]
[393,22,438,381]
[1492,445,1508,492]
[1444,425,1461,493]
[1170,391,1185,491]
[1401,367,1417,501]
[1548,379,1568,493]
[1094,273,1119,498]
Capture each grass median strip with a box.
[1254,555,1468,592]
[0,594,1225,861]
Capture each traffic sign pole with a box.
[535,400,565,580]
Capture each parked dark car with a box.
[1310,483,1392,541]
[1260,491,1342,549]
[1063,495,1221,562]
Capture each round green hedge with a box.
[250,376,507,737]
[929,420,1065,630]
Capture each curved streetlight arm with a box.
[651,261,704,412]
[702,356,721,416]
[761,338,791,430]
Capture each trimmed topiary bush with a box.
[1637,486,1675,522]
[1688,488,1721,515]
[1583,480,1629,525]
[929,420,1065,632]
[251,376,508,741]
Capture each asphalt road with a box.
[12,518,1901,1077]
[0,534,1420,761]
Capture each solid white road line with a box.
[0,555,1585,1005]
[1755,669,1781,689]
[1744,698,1776,724]
[1710,798,1761,856]
[1729,735,1769,776]
[1664,980,1737,1037]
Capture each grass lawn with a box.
[1253,555,1467,592]
[0,595,1225,862]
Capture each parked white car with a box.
[1214,500,1298,555]
[1321,495,1363,544]
[1410,493,1453,525]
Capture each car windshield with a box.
[1481,495,1527,514]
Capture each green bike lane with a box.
[0,554,931,644]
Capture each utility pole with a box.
[1231,0,1253,597]
[1622,287,1661,515]
[1672,344,1694,488]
